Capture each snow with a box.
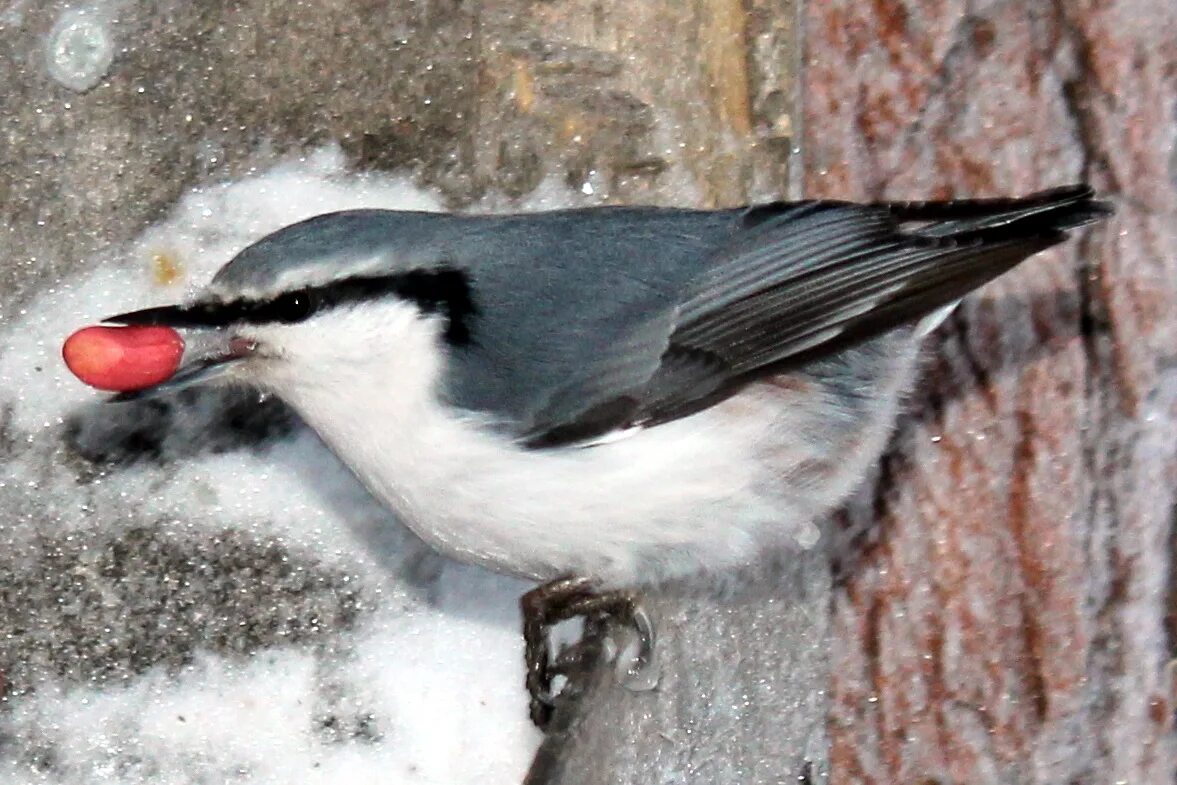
[0,148,592,784]
[2,574,535,785]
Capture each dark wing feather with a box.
[630,186,1110,427]
[524,186,1109,444]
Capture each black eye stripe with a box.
[239,289,320,323]
[170,268,477,345]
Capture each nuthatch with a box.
[79,184,1110,721]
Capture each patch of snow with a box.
[0,148,555,784]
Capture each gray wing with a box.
[631,185,1110,427]
[445,187,1109,446]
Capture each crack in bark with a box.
[945,309,999,414]
[851,80,887,197]
[1054,3,1121,195]
[1166,500,1177,659]
[1007,399,1050,727]
[890,10,990,189]
[1047,7,1147,774]
[861,591,892,777]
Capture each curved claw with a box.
[613,603,660,692]
[519,576,659,727]
[521,576,596,727]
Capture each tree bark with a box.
[807,2,1177,783]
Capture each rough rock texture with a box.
[0,0,793,311]
[526,555,829,785]
[0,0,474,308]
[805,2,1177,783]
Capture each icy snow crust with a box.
[0,148,581,784]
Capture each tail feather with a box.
[671,183,1114,383]
[879,184,1113,237]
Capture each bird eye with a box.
[270,290,318,323]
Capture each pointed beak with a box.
[103,303,226,329]
[101,305,257,403]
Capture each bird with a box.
[95,184,1110,723]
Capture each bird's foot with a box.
[520,576,657,727]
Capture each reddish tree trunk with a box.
[806,2,1177,782]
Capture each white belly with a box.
[262,307,918,586]
[284,379,908,586]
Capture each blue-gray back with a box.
[210,186,1109,445]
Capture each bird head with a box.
[101,210,475,402]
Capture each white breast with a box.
[259,302,917,586]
